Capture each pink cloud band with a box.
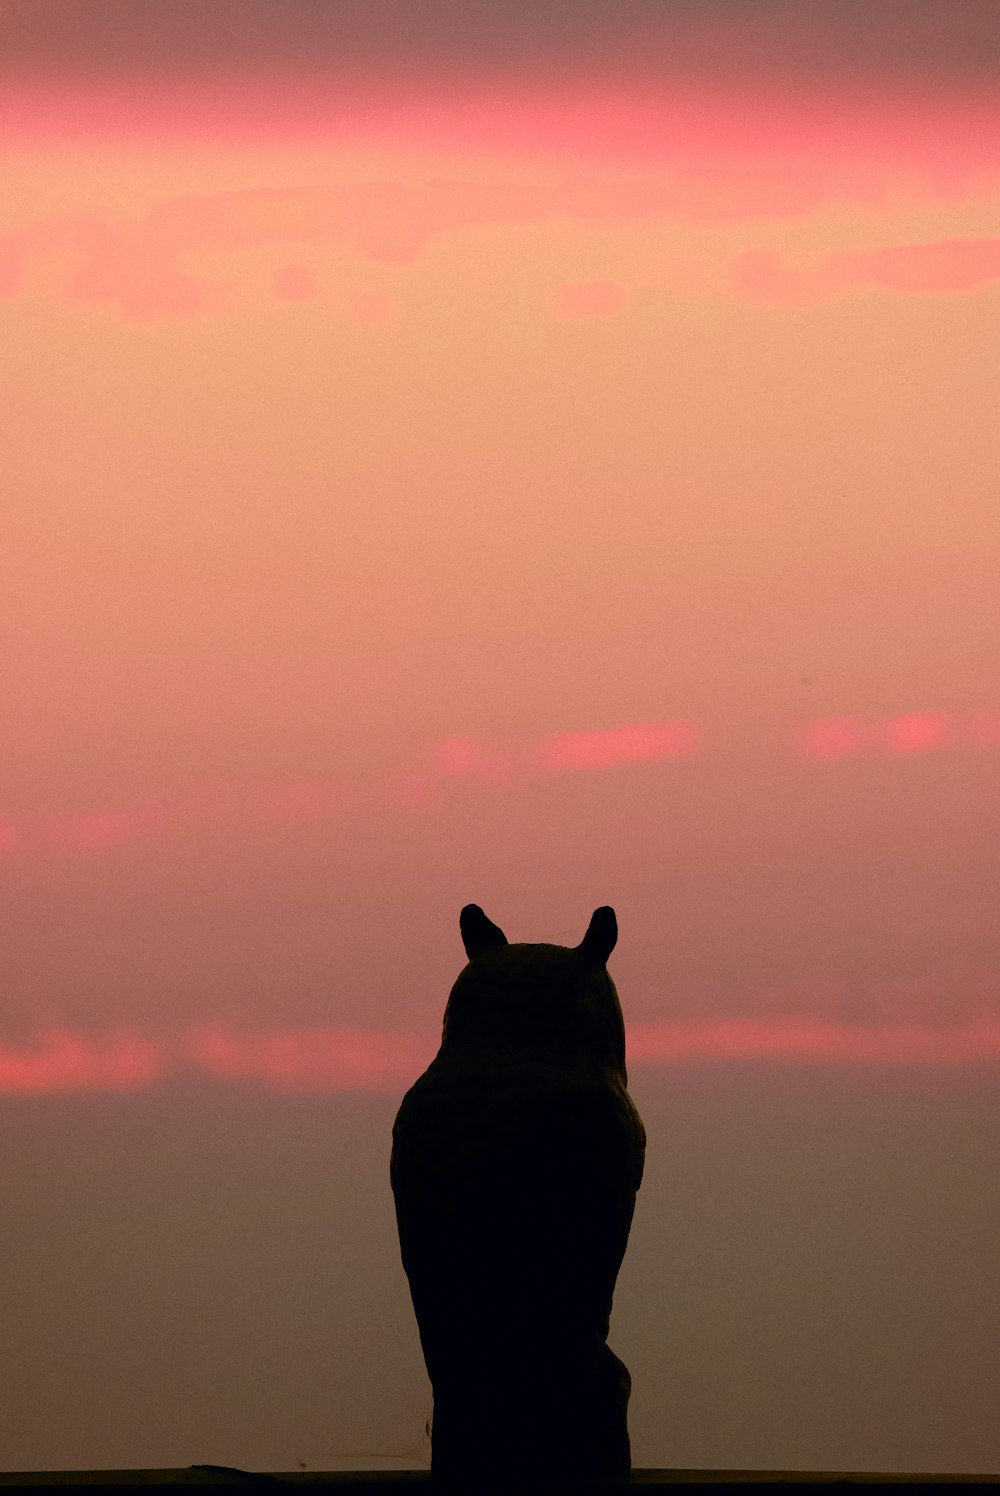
[798,710,1000,758]
[629,1018,1000,1066]
[534,721,700,771]
[4,1017,1000,1094]
[737,237,1000,302]
[6,183,1000,321]
[0,1029,164,1095]
[1,711,997,854]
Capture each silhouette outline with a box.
[391,905,645,1479]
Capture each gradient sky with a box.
[2,0,999,1476]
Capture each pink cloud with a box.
[0,1029,164,1095]
[19,779,339,853]
[848,237,1000,293]
[4,28,999,211]
[0,184,553,318]
[427,721,700,786]
[70,262,205,319]
[4,1008,1000,1095]
[5,174,980,321]
[535,720,699,772]
[734,248,817,302]
[182,1016,1000,1087]
[736,236,1000,302]
[798,710,999,759]
[630,1018,1000,1066]
[661,165,835,222]
[7,707,996,860]
[881,712,951,754]
[184,1024,433,1094]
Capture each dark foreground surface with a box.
[0,1470,998,1492]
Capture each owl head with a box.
[438,905,627,1080]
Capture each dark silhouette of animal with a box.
[391,905,645,1479]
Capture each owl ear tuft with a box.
[578,906,618,966]
[460,904,509,959]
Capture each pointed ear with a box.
[578,905,617,966]
[460,904,509,959]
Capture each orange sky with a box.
[4,42,999,1079]
[2,2,1000,1475]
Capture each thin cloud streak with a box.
[798,710,997,758]
[1,711,998,854]
[433,722,700,782]
[4,1016,1000,1094]
[534,722,700,771]
[629,1018,1000,1066]
[0,1029,164,1094]
[736,237,1000,302]
[184,1024,432,1094]
[7,190,1000,320]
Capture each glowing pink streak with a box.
[799,710,987,758]
[4,1015,1000,1094]
[629,1019,1000,1066]
[431,721,700,784]
[0,1029,164,1094]
[0,778,341,856]
[535,721,700,772]
[8,191,1000,324]
[737,238,1000,302]
[184,1024,433,1094]
[4,75,997,179]
[1,709,997,858]
[883,712,950,754]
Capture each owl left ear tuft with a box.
[460,904,509,959]
[578,906,618,966]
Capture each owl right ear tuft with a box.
[578,905,618,966]
[460,904,509,959]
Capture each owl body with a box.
[391,911,645,1479]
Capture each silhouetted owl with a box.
[390,905,645,1479]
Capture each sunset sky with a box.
[2,0,999,1477]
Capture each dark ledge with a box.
[0,1470,998,1492]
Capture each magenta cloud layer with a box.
[4,180,1000,321]
[1,711,998,856]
